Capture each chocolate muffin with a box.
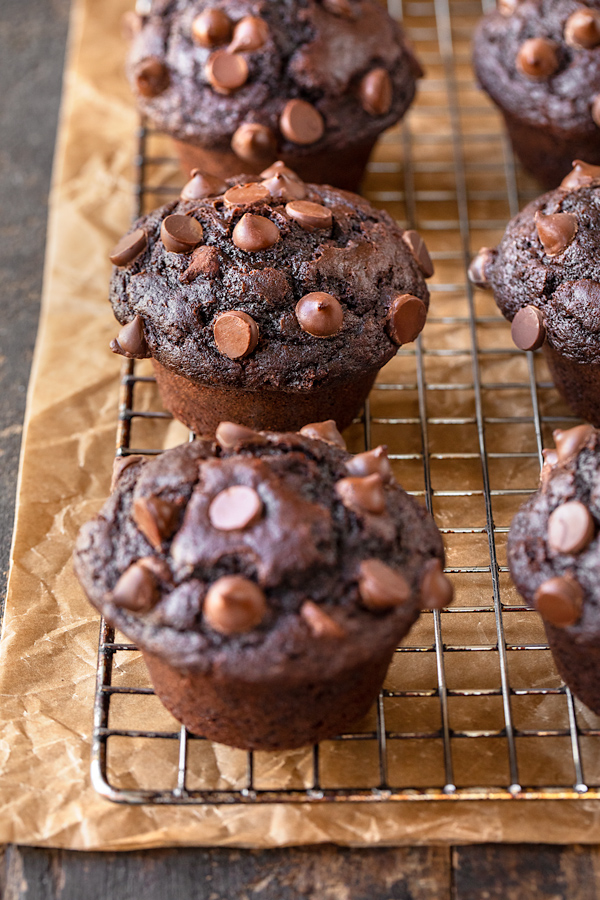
[473,0,600,188]
[508,424,600,714]
[74,422,451,750]
[108,166,433,435]
[469,160,600,426]
[125,0,422,190]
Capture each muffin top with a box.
[74,422,450,676]
[508,424,600,641]
[108,165,432,389]
[469,159,600,363]
[473,0,600,132]
[125,0,422,159]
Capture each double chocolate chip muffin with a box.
[473,0,600,187]
[469,159,600,426]
[508,424,600,714]
[74,422,452,750]
[125,0,422,190]
[109,165,433,435]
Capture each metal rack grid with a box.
[91,0,600,804]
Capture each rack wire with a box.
[91,0,600,804]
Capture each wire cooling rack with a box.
[91,0,600,804]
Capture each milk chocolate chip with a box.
[420,559,454,609]
[111,562,159,613]
[534,574,583,627]
[335,473,387,515]
[209,485,263,531]
[299,420,346,448]
[213,310,259,359]
[511,305,546,351]
[345,446,392,480]
[300,600,346,638]
[216,421,265,449]
[565,8,600,48]
[231,123,278,164]
[203,575,267,634]
[192,9,232,47]
[262,172,306,201]
[498,0,519,15]
[360,68,393,117]
[358,559,411,610]
[180,169,227,201]
[133,495,181,548]
[403,230,434,277]
[280,100,324,145]
[110,315,150,359]
[134,58,170,97]
[548,501,595,555]
[386,293,427,344]
[591,95,600,128]
[285,200,332,231]
[560,159,600,190]
[468,247,495,288]
[110,455,144,492]
[180,245,221,283]
[260,161,303,181]
[109,228,147,267]
[516,38,559,79]
[232,213,280,250]
[323,0,356,18]
[224,182,270,207]
[296,292,344,337]
[206,50,249,94]
[535,211,577,256]
[229,16,269,53]
[553,424,595,463]
[161,215,203,253]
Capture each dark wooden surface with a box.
[1,1,600,897]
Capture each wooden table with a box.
[0,1,598,896]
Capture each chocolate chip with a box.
[231,123,277,164]
[191,9,232,47]
[553,424,595,463]
[295,292,343,337]
[511,305,546,351]
[285,200,332,231]
[386,293,427,345]
[262,172,307,201]
[209,485,263,531]
[534,574,583,627]
[468,247,495,288]
[206,50,249,94]
[260,160,303,181]
[122,10,142,40]
[134,58,170,97]
[213,310,259,358]
[359,68,393,117]
[592,95,600,128]
[548,500,595,555]
[323,0,356,18]
[180,245,220,283]
[516,38,559,79]
[161,215,203,253]
[403,230,434,277]
[345,446,392,479]
[300,600,346,638]
[203,575,267,634]
[280,100,324,145]
[565,8,600,48]
[110,315,150,359]
[560,159,600,190]
[535,211,577,256]
[224,182,271,207]
[299,420,346,448]
[109,228,147,267]
[133,495,181,548]
[335,473,386,515]
[420,558,454,610]
[232,213,280,251]
[229,16,269,52]
[111,562,159,613]
[180,169,227,201]
[216,421,266,449]
[358,559,411,610]
[110,455,144,492]
[498,0,519,15]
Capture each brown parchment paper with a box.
[1,0,600,850]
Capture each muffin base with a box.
[501,111,600,190]
[172,137,378,193]
[142,646,393,750]
[543,343,600,427]
[544,622,600,715]
[152,359,379,434]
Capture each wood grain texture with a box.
[1,845,451,900]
